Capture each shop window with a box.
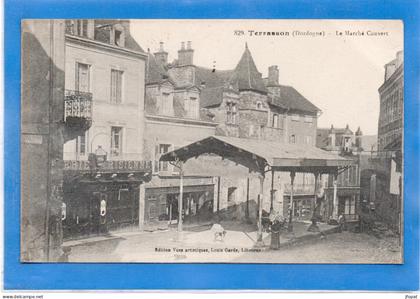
[118,188,130,201]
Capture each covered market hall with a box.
[160,135,354,245]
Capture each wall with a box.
[285,113,317,145]
[21,20,66,262]
[377,67,403,151]
[63,37,146,160]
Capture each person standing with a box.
[270,219,282,250]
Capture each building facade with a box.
[363,51,403,233]
[61,20,152,240]
[21,20,68,262]
[317,125,362,224]
[142,42,218,228]
[142,41,322,226]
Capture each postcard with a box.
[21,19,403,264]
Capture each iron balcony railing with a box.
[64,159,153,173]
[64,90,93,122]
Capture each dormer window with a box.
[112,24,125,47]
[115,30,122,46]
[185,96,199,119]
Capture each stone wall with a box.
[21,20,66,262]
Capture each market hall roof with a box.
[160,135,354,174]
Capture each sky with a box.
[130,20,403,135]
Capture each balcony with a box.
[64,159,153,173]
[64,89,92,133]
[63,158,153,183]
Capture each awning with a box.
[160,135,354,174]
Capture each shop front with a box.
[144,184,215,226]
[62,159,152,240]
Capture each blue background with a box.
[4,0,419,291]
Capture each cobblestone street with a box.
[67,227,402,264]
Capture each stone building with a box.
[21,20,68,261]
[317,125,362,224]
[363,51,403,233]
[143,41,322,225]
[142,42,218,228]
[61,20,152,240]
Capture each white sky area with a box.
[131,20,403,135]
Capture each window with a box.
[256,101,263,110]
[289,134,296,144]
[272,114,279,128]
[158,144,171,172]
[226,103,238,124]
[305,136,312,145]
[291,114,299,122]
[304,115,313,124]
[76,63,90,92]
[111,127,123,156]
[75,20,88,37]
[76,131,88,157]
[114,30,122,46]
[185,97,199,119]
[344,197,356,215]
[158,92,173,116]
[110,69,123,104]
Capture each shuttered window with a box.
[76,63,90,92]
[110,69,123,104]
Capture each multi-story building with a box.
[317,125,362,224]
[142,42,218,228]
[363,51,403,233]
[61,20,152,240]
[378,51,403,154]
[142,41,321,226]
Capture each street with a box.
[67,227,402,264]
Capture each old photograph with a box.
[21,19,403,263]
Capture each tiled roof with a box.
[146,52,172,85]
[195,67,233,88]
[316,128,330,149]
[270,85,320,114]
[228,43,268,94]
[94,20,145,53]
[200,86,225,108]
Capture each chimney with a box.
[154,41,168,65]
[355,127,363,149]
[329,125,336,149]
[268,65,279,85]
[178,41,194,65]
